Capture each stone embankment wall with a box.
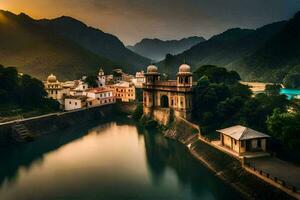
[0,105,115,143]
[162,116,294,199]
[115,102,138,114]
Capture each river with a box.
[0,118,241,200]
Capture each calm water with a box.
[280,88,300,99]
[0,119,241,200]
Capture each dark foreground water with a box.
[0,118,241,200]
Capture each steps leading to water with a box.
[11,123,34,142]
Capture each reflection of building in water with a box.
[143,64,193,123]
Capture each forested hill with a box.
[229,11,300,83]
[39,16,150,72]
[158,21,287,79]
[0,10,149,80]
[127,36,206,62]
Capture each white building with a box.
[84,87,116,107]
[64,96,88,111]
[97,68,106,87]
[217,125,271,155]
[132,70,145,88]
[44,74,70,105]
[70,80,89,96]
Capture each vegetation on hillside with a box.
[0,65,60,121]
[158,21,286,79]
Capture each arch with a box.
[161,95,169,108]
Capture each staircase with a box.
[11,123,34,142]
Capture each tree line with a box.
[0,65,59,117]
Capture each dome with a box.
[147,65,158,73]
[47,74,57,83]
[179,64,191,73]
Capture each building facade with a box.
[85,87,115,107]
[143,64,193,122]
[132,71,145,88]
[109,81,136,102]
[97,68,106,87]
[217,125,270,155]
[44,74,70,105]
[64,96,88,111]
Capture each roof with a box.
[86,87,113,94]
[112,81,134,88]
[65,95,87,101]
[217,125,270,141]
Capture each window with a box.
[258,139,262,148]
[69,101,71,104]
[234,140,237,145]
[75,102,77,106]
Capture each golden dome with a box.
[47,74,57,83]
[179,64,191,73]
[147,65,158,73]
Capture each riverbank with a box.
[0,104,116,144]
[162,116,296,200]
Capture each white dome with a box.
[47,74,57,83]
[147,65,158,73]
[179,64,191,73]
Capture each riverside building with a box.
[142,64,193,123]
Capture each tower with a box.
[177,64,192,87]
[143,65,160,109]
[176,64,193,119]
[98,68,106,87]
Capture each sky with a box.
[1,0,300,45]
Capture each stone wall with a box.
[164,116,199,144]
[0,105,115,143]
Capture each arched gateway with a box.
[142,64,193,122]
[161,95,169,108]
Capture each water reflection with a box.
[0,119,240,200]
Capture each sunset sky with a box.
[1,0,300,45]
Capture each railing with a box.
[244,162,299,193]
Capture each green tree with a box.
[194,65,240,84]
[265,84,282,96]
[84,75,98,88]
[283,73,300,89]
[267,109,300,162]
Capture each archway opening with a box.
[161,95,169,108]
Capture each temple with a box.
[142,64,194,124]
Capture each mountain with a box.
[127,36,206,61]
[158,21,286,78]
[0,10,149,80]
[228,11,300,82]
[39,16,150,71]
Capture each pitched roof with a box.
[217,125,270,141]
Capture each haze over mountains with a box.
[0,10,149,80]
[127,36,206,62]
[159,11,300,83]
[1,9,300,83]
